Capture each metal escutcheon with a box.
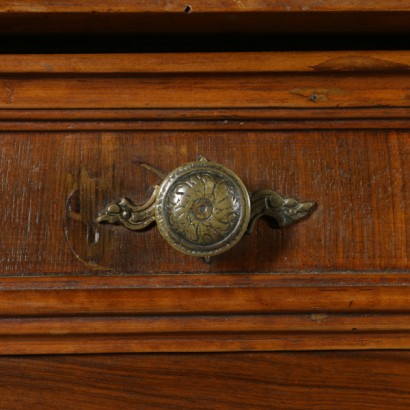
[97,156,316,262]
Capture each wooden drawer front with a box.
[1,130,408,275]
[0,52,409,354]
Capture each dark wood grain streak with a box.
[2,119,410,131]
[0,352,409,409]
[0,313,409,354]
[2,107,410,120]
[1,272,409,289]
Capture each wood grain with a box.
[2,313,410,335]
[0,352,409,409]
[2,52,410,110]
[0,50,409,354]
[1,131,408,275]
[3,333,410,355]
[0,273,408,353]
[1,51,410,73]
[1,1,410,13]
[1,274,410,316]
[1,73,410,109]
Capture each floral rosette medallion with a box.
[97,156,316,262]
[155,158,250,258]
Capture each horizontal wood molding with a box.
[0,274,408,354]
[1,52,410,73]
[1,74,410,109]
[1,119,410,131]
[0,273,408,354]
[1,53,410,110]
[2,333,410,355]
[0,273,409,316]
[1,1,410,13]
[3,313,410,335]
[2,107,410,131]
[2,107,410,120]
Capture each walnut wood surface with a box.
[0,352,409,409]
[0,51,409,353]
[2,52,410,110]
[0,273,408,353]
[2,51,410,73]
[0,273,409,314]
[1,131,408,274]
[2,74,410,109]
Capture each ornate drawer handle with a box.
[97,156,316,262]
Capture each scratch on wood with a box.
[310,313,328,323]
[133,160,166,180]
[64,167,114,271]
[63,188,112,271]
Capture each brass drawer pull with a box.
[97,156,316,262]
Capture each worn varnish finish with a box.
[0,52,409,354]
[0,352,409,409]
[1,131,408,274]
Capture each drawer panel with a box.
[1,130,408,275]
[0,52,409,354]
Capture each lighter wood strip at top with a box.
[1,1,410,13]
[1,52,410,73]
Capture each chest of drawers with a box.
[1,2,410,408]
[1,50,409,355]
